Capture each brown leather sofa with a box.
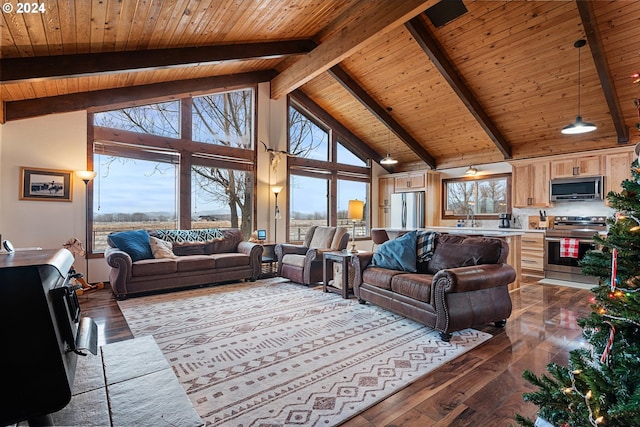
[275,225,349,285]
[105,228,262,299]
[352,233,516,341]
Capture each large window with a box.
[91,88,255,253]
[442,174,511,219]
[287,101,371,242]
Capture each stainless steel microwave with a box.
[550,176,604,201]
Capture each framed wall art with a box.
[20,167,73,202]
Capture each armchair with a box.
[275,226,349,285]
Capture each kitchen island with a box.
[373,227,525,290]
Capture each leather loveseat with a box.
[352,231,516,341]
[105,228,262,299]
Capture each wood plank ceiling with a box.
[1,0,639,170]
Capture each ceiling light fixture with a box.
[561,39,597,135]
[380,107,398,165]
[465,165,477,175]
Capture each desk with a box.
[322,251,355,299]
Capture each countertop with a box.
[378,227,527,237]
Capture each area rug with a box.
[118,278,492,426]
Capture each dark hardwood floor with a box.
[77,278,592,427]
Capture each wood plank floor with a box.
[77,278,592,426]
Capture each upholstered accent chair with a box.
[275,226,350,285]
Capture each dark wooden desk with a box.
[322,250,356,299]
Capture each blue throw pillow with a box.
[371,230,417,272]
[109,230,153,262]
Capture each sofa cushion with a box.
[210,253,250,268]
[362,267,406,290]
[149,236,177,259]
[330,227,348,249]
[109,230,153,262]
[371,230,417,272]
[132,258,177,276]
[176,255,216,272]
[172,242,208,256]
[427,234,505,274]
[309,227,336,249]
[391,273,433,303]
[204,229,243,254]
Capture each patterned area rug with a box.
[118,278,492,426]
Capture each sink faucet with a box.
[466,207,476,227]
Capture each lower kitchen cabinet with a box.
[520,231,545,279]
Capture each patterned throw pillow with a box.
[154,228,224,243]
[416,231,438,262]
[149,236,177,259]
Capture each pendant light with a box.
[380,107,398,165]
[465,165,478,175]
[561,39,597,135]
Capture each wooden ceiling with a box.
[1,0,639,170]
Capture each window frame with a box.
[87,85,258,257]
[441,173,512,220]
[286,99,371,243]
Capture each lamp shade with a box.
[76,170,97,182]
[271,185,283,195]
[561,116,597,135]
[347,199,364,221]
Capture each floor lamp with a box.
[76,170,97,286]
[272,186,283,242]
[347,199,364,253]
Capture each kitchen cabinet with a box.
[394,172,425,192]
[378,176,394,207]
[512,161,550,208]
[603,150,635,200]
[520,232,545,279]
[550,155,601,178]
[378,206,391,228]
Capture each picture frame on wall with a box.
[20,167,73,202]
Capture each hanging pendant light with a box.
[465,165,478,175]
[380,107,398,165]
[561,39,597,135]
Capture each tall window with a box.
[287,101,371,242]
[91,88,255,253]
[442,174,511,219]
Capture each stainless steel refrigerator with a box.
[390,191,425,228]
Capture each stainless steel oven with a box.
[544,216,606,284]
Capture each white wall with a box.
[0,111,98,277]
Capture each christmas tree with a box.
[516,157,640,427]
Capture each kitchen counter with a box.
[377,227,526,237]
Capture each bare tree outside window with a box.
[443,174,510,218]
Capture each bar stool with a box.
[371,229,389,251]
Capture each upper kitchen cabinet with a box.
[394,172,426,192]
[512,161,550,208]
[550,156,601,178]
[378,176,394,207]
[603,148,636,198]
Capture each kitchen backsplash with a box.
[513,200,615,230]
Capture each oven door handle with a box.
[545,237,594,243]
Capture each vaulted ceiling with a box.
[1,0,639,170]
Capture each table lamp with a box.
[347,199,364,253]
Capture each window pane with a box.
[337,180,369,238]
[289,107,329,161]
[94,101,180,138]
[443,175,510,217]
[192,89,254,148]
[446,181,475,215]
[191,165,253,238]
[289,175,328,241]
[93,155,178,251]
[337,141,366,166]
[477,178,508,214]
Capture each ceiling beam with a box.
[328,65,437,169]
[0,40,315,84]
[290,89,393,172]
[3,71,276,122]
[405,16,513,159]
[577,0,629,144]
[270,0,436,99]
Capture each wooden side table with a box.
[260,242,277,278]
[322,250,355,299]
